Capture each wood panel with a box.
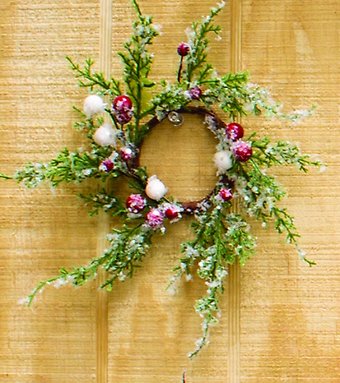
[240,1,339,382]
[0,1,100,382]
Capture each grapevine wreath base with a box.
[1,0,324,358]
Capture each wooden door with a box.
[0,0,338,382]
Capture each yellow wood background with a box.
[0,0,339,382]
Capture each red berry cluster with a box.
[112,95,133,125]
[125,193,181,230]
[225,122,252,162]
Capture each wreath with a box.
[0,0,324,358]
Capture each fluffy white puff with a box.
[83,95,106,117]
[145,175,168,201]
[93,123,116,147]
[214,150,233,174]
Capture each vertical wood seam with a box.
[96,1,112,382]
[228,0,242,382]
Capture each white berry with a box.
[93,123,116,147]
[83,95,106,118]
[214,150,233,174]
[145,175,168,201]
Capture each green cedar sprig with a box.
[201,72,250,118]
[231,137,321,266]
[170,203,256,358]
[244,82,316,121]
[79,190,125,217]
[183,1,225,84]
[101,224,154,290]
[251,136,323,171]
[0,173,12,180]
[72,106,103,138]
[66,56,121,96]
[152,82,190,116]
[118,1,160,141]
[24,222,154,304]
[13,147,112,188]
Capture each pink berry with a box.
[120,146,134,161]
[225,122,244,141]
[188,86,202,100]
[112,95,133,112]
[177,42,190,56]
[146,208,164,229]
[232,141,253,162]
[218,188,233,202]
[126,194,146,214]
[99,158,114,172]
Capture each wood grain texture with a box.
[228,1,242,382]
[0,1,100,382]
[96,1,113,382]
[0,0,339,382]
[240,1,339,382]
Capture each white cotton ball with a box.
[145,175,168,201]
[214,150,233,174]
[83,95,106,118]
[93,123,116,146]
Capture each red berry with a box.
[225,122,244,141]
[177,42,190,56]
[112,95,133,112]
[99,158,114,172]
[218,188,233,202]
[115,110,133,125]
[165,207,179,220]
[232,141,253,162]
